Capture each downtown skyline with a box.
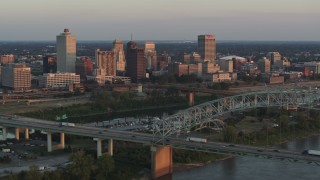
[0,0,319,41]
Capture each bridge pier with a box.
[93,138,102,158]
[15,128,19,140]
[1,126,7,141]
[188,92,194,106]
[47,132,52,152]
[108,138,113,156]
[151,145,173,180]
[25,128,29,140]
[60,132,65,149]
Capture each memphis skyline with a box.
[0,0,319,41]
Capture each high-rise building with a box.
[1,54,14,64]
[112,40,126,72]
[75,57,93,80]
[1,64,31,90]
[95,49,116,77]
[145,41,157,70]
[43,55,57,73]
[267,52,282,70]
[56,28,76,73]
[198,34,216,62]
[258,57,271,73]
[126,41,146,82]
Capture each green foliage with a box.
[222,125,238,143]
[95,155,115,180]
[25,165,42,180]
[68,150,94,180]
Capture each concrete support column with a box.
[25,128,29,140]
[94,138,102,158]
[60,132,65,149]
[189,92,194,106]
[151,145,173,180]
[15,128,20,141]
[47,132,52,152]
[2,127,7,141]
[108,138,113,156]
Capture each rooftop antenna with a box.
[130,32,133,41]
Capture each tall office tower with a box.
[43,55,57,73]
[198,34,216,62]
[126,41,146,83]
[145,41,157,70]
[1,64,31,90]
[56,28,76,73]
[1,54,14,64]
[112,39,126,72]
[95,49,116,77]
[266,52,281,65]
[75,57,93,80]
[258,57,271,73]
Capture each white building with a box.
[56,29,76,73]
[39,73,80,88]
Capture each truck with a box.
[2,148,10,153]
[59,122,75,127]
[302,149,320,156]
[186,137,207,143]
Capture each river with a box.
[173,135,320,180]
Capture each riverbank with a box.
[173,156,232,173]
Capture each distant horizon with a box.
[0,0,319,41]
[1,39,320,43]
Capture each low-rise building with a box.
[1,64,31,90]
[39,73,80,88]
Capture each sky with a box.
[0,0,319,41]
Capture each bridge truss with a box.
[153,89,320,138]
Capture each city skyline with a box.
[0,0,319,41]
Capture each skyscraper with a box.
[112,40,126,73]
[95,49,116,77]
[126,41,146,83]
[198,34,216,62]
[56,28,76,73]
[43,55,57,73]
[145,41,157,71]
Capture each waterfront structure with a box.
[43,55,57,73]
[75,57,93,80]
[198,34,216,62]
[126,41,146,82]
[1,54,14,64]
[56,28,76,73]
[145,41,157,71]
[112,40,126,72]
[258,57,271,73]
[95,49,116,77]
[38,73,80,88]
[1,64,31,90]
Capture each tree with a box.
[25,165,42,180]
[277,114,289,130]
[222,125,238,143]
[68,150,94,180]
[95,154,115,180]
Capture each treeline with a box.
[221,108,320,146]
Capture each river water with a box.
[173,135,320,180]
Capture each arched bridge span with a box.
[153,89,320,137]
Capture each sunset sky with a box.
[0,0,319,41]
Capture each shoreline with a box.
[173,156,233,173]
[173,133,320,173]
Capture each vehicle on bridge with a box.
[59,122,75,127]
[186,137,207,143]
[302,149,320,156]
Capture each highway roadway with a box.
[0,115,320,164]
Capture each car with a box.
[131,135,136,138]
[98,132,102,134]
[273,149,279,152]
[257,149,263,152]
[228,144,236,147]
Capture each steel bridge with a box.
[153,88,320,138]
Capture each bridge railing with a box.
[153,89,320,138]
